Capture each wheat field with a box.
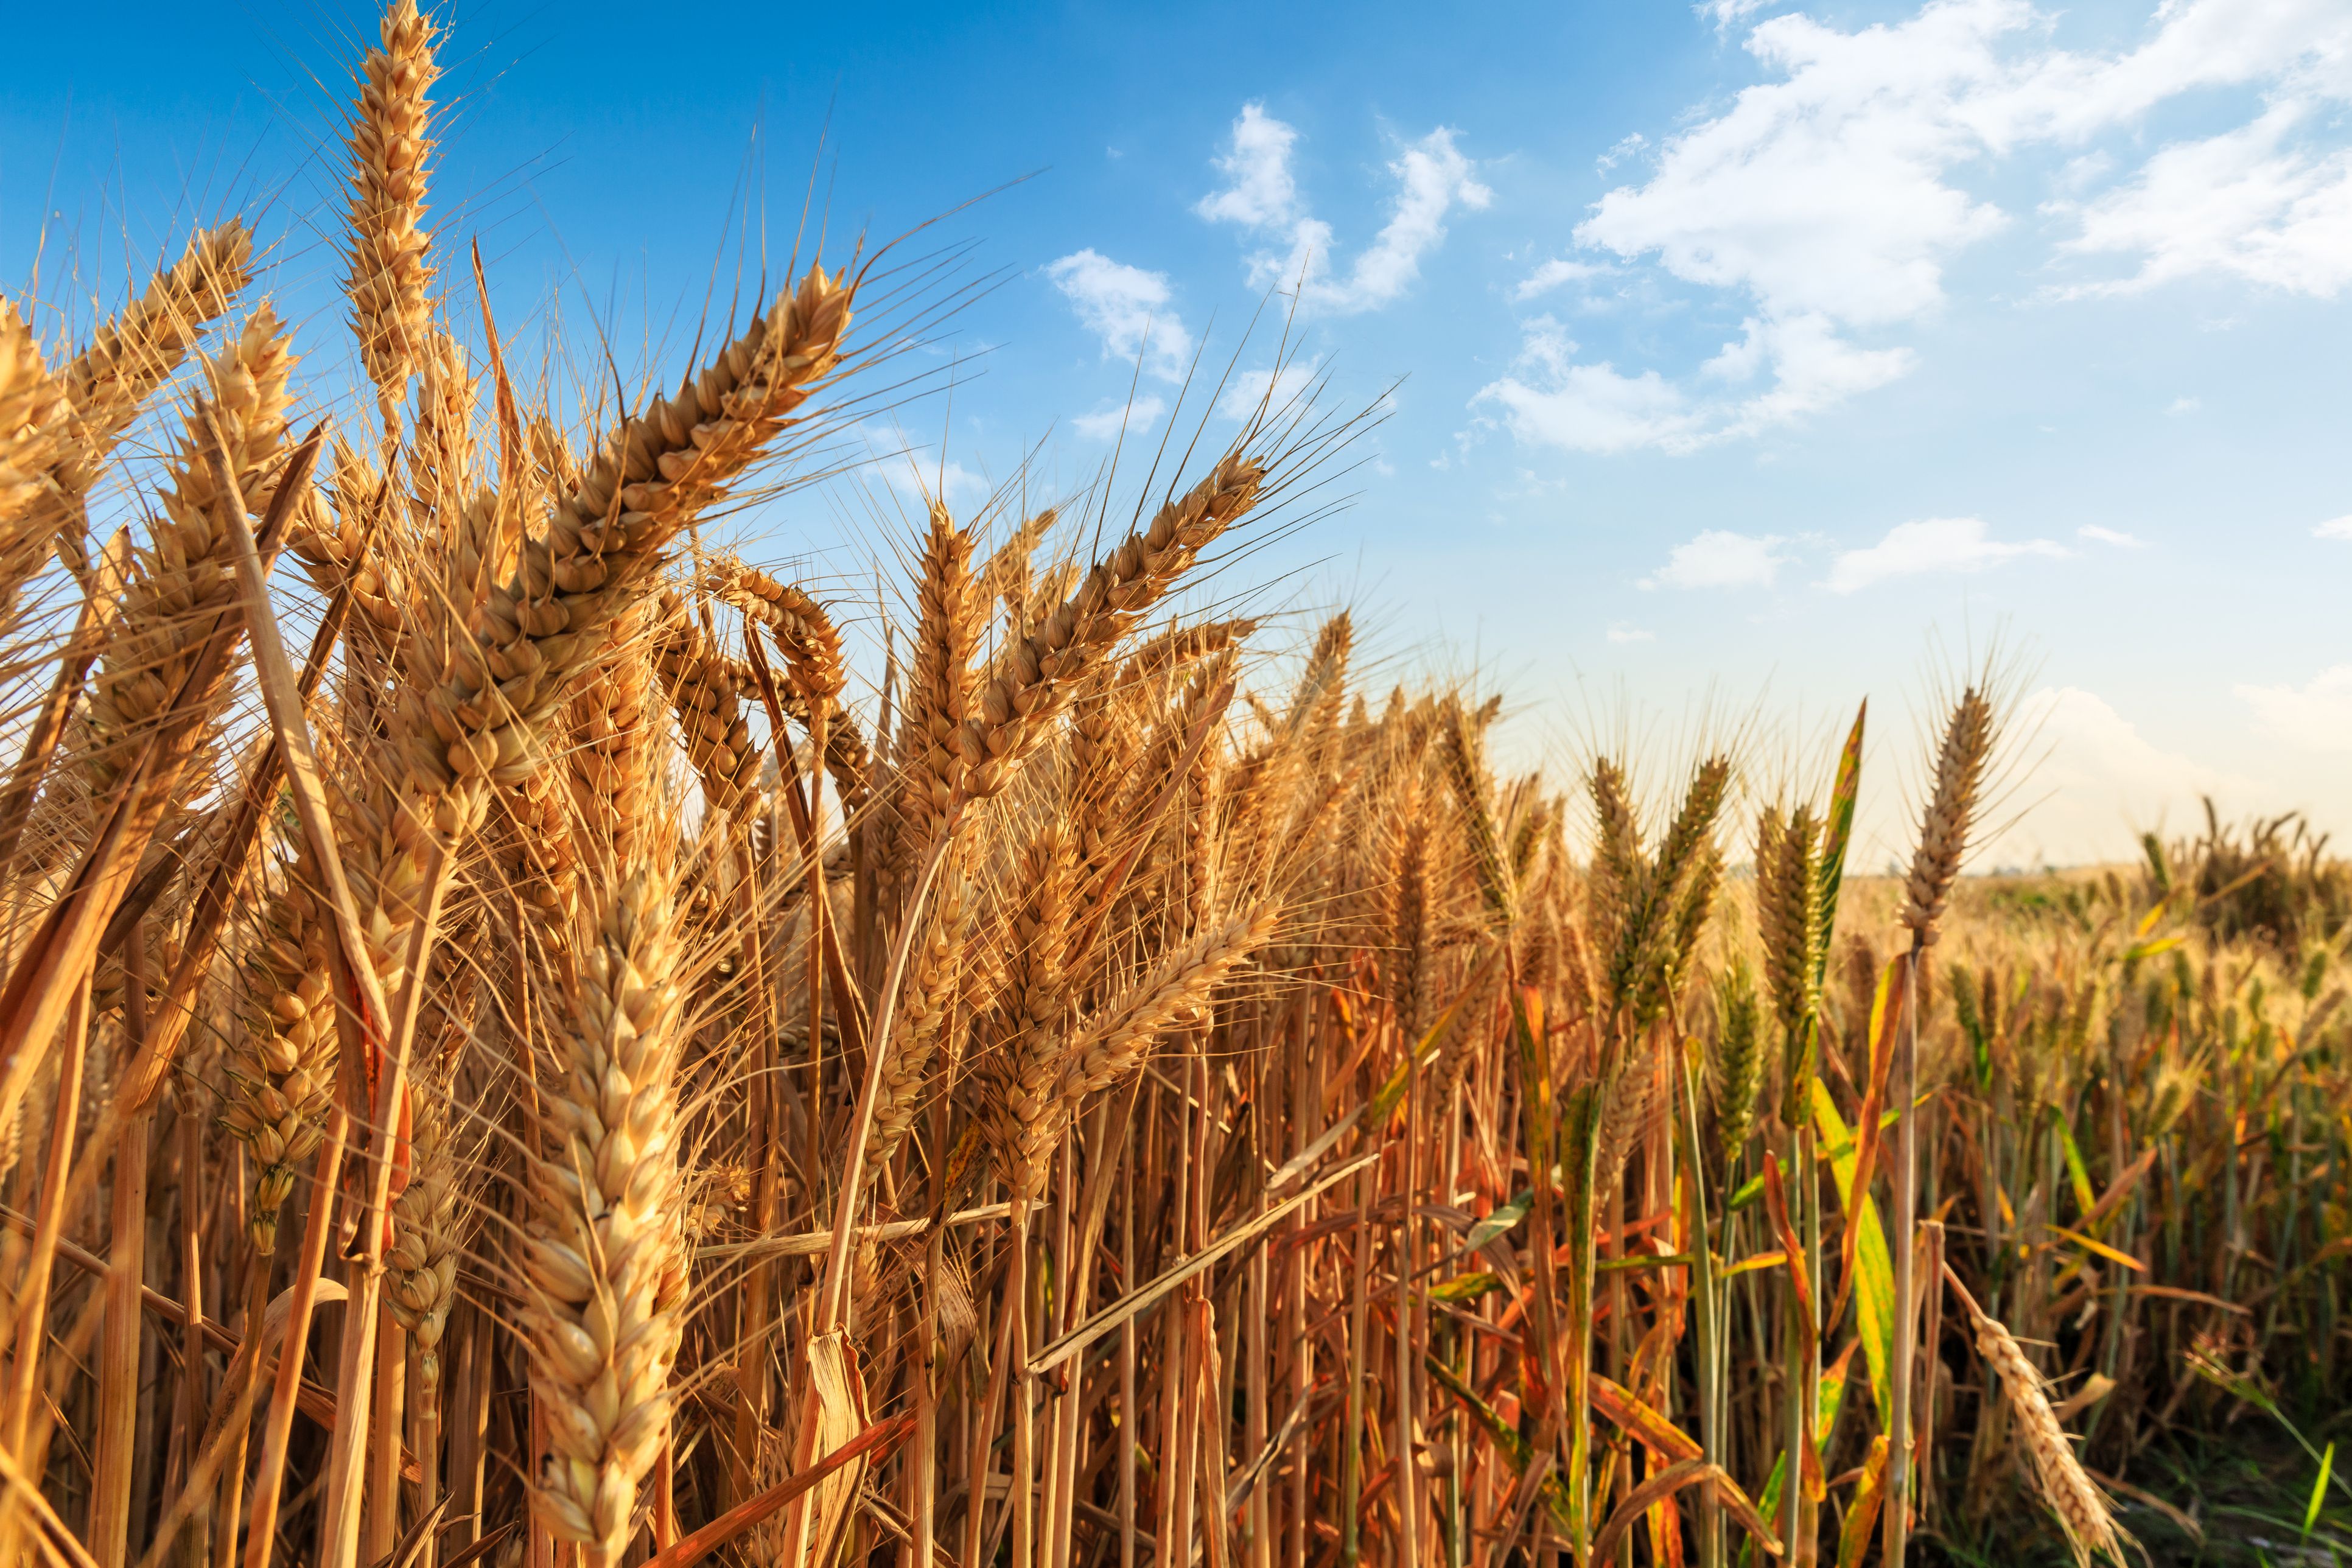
[0,8,2343,1568]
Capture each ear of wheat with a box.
[522,858,690,1566]
[1947,1270,2131,1567]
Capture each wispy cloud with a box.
[1217,363,1318,422]
[1197,103,1490,315]
[853,424,986,506]
[1514,257,1608,301]
[1072,394,1168,441]
[2077,523,2146,547]
[2314,514,2352,540]
[1639,529,1791,589]
[1607,621,1657,643]
[1046,250,1193,382]
[1824,517,2066,593]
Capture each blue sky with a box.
[8,0,2351,864]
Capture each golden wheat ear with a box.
[0,300,69,614]
[82,304,298,798]
[522,856,691,1567]
[1944,1265,2133,1567]
[955,455,1265,807]
[41,221,256,578]
[1902,687,1995,951]
[344,0,441,435]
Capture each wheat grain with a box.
[993,820,1076,1211]
[0,301,68,615]
[1712,958,1765,1163]
[656,597,762,819]
[386,978,480,1393]
[1437,699,1513,930]
[870,871,968,1169]
[889,505,979,889]
[1060,906,1276,1107]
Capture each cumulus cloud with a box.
[1979,686,2268,864]
[1197,103,1490,315]
[1474,318,1704,454]
[1640,530,1791,590]
[1071,394,1168,441]
[2312,514,2352,539]
[1823,516,2067,592]
[2237,665,2352,752]
[1483,0,2352,454]
[1046,250,1193,383]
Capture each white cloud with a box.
[1195,104,1301,229]
[2056,103,2352,299]
[854,424,986,506]
[2166,396,2203,415]
[1640,529,1791,590]
[2237,665,2352,752]
[1979,686,2267,864]
[1218,363,1317,422]
[1607,622,1656,643]
[1515,257,1608,301]
[1597,133,1650,173]
[1483,0,2352,454]
[2314,514,2352,539]
[1046,250,1193,383]
[1072,394,1167,441]
[1823,516,2067,592]
[1474,318,1704,454]
[1197,103,1490,315]
[2077,523,2145,547]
